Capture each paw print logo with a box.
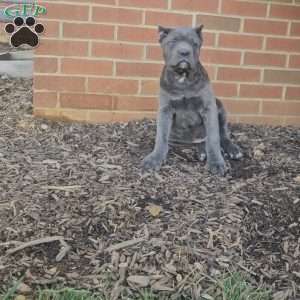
[5,16,44,48]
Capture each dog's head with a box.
[158,25,204,76]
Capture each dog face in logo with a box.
[158,26,204,76]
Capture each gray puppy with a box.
[142,25,242,176]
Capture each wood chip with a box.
[127,275,150,287]
[105,238,145,252]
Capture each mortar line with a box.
[286,54,290,69]
[112,61,117,77]
[266,1,271,18]
[114,25,118,41]
[218,0,222,14]
[287,20,292,36]
[88,4,92,22]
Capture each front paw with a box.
[141,153,163,172]
[208,158,226,176]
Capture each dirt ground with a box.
[0,78,299,299]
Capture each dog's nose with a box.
[179,49,191,57]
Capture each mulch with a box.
[0,77,299,299]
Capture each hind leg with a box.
[196,141,207,162]
[216,98,243,160]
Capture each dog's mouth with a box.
[173,61,191,75]
[172,61,192,83]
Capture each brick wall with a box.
[33,0,300,125]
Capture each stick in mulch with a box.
[105,237,145,252]
[6,236,71,262]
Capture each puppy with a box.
[142,26,242,176]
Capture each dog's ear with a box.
[158,25,172,43]
[195,25,204,39]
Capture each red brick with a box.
[89,111,156,123]
[35,40,88,57]
[212,82,238,97]
[34,57,58,73]
[201,49,241,65]
[289,55,300,68]
[63,23,114,40]
[239,116,284,126]
[218,67,261,82]
[262,101,300,116]
[48,0,117,5]
[222,0,267,17]
[239,85,282,99]
[34,108,61,121]
[60,110,88,123]
[118,0,167,9]
[264,70,300,84]
[92,7,142,25]
[61,58,113,76]
[112,111,156,122]
[34,92,58,108]
[196,14,240,32]
[88,78,139,94]
[116,62,162,78]
[145,11,193,27]
[291,22,300,36]
[89,111,116,123]
[219,34,263,50]
[89,0,116,4]
[146,46,163,61]
[203,32,216,47]
[92,42,144,60]
[286,87,300,100]
[43,2,89,20]
[244,52,286,67]
[244,19,288,35]
[114,96,158,111]
[266,37,300,53]
[222,99,260,114]
[172,0,219,13]
[40,20,60,38]
[141,80,160,95]
[34,76,85,92]
[285,117,300,126]
[118,26,157,43]
[205,65,217,80]
[45,0,115,4]
[270,4,300,20]
[60,93,113,110]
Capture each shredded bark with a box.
[0,77,299,299]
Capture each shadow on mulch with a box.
[0,78,299,299]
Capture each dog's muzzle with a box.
[174,61,191,75]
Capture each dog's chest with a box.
[169,97,206,144]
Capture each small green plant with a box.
[218,272,271,300]
[0,273,271,300]
[1,277,24,300]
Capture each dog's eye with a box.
[167,40,177,45]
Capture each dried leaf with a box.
[146,204,162,217]
[127,275,150,287]
[272,290,292,300]
[15,296,27,300]
[151,282,173,291]
[294,176,300,183]
[17,283,32,295]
